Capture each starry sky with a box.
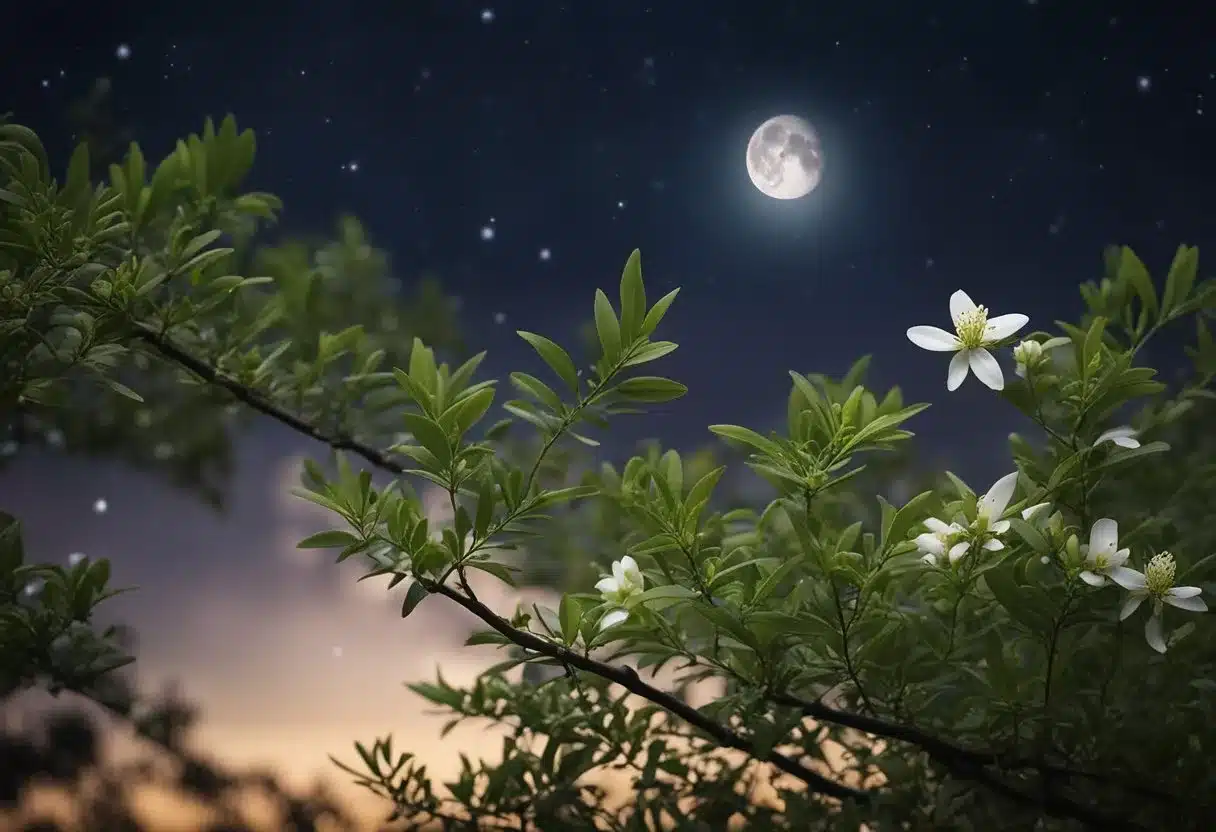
[2,0,1214,824]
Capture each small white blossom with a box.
[915,517,969,566]
[907,290,1029,391]
[1078,519,1140,588]
[596,556,646,631]
[1094,426,1140,449]
[1117,551,1207,653]
[972,472,1019,553]
[1012,336,1068,377]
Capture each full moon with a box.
[746,115,823,200]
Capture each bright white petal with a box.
[1088,518,1118,556]
[949,290,977,326]
[907,326,962,352]
[595,577,619,595]
[969,348,1005,390]
[924,517,953,534]
[1079,570,1107,587]
[983,313,1029,342]
[1095,427,1138,448]
[1115,436,1140,448]
[619,555,638,575]
[1145,613,1167,653]
[1021,502,1051,522]
[612,560,626,585]
[915,533,945,555]
[1164,593,1208,613]
[983,538,1004,552]
[1120,593,1147,620]
[599,609,629,631]
[979,472,1019,520]
[948,541,970,563]
[921,553,938,566]
[1168,585,1203,599]
[1111,568,1146,591]
[1040,337,1070,351]
[1015,364,1027,378]
[947,351,971,391]
[1109,548,1130,567]
[990,519,1010,535]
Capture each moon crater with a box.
[746,115,823,200]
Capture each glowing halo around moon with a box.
[745,114,824,200]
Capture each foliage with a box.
[1,666,356,831]
[3,115,1216,831]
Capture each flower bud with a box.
[1063,533,1082,567]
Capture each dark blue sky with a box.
[2,0,1213,805]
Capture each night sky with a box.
[3,0,1214,823]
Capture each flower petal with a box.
[948,541,971,563]
[595,577,619,595]
[979,472,1019,520]
[1021,502,1051,522]
[949,290,977,326]
[1110,567,1146,591]
[915,533,945,555]
[1115,436,1140,449]
[907,326,962,352]
[990,519,1010,535]
[1119,592,1147,620]
[983,313,1029,342]
[924,517,953,534]
[983,538,1004,552]
[1144,613,1167,654]
[947,351,971,391]
[599,608,630,631]
[1168,585,1202,599]
[1109,548,1130,567]
[619,555,638,575]
[921,553,938,566]
[1164,592,1208,613]
[968,348,1005,390]
[1094,426,1138,448]
[1088,518,1118,556]
[1079,570,1107,587]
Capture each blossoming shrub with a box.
[4,118,1216,830]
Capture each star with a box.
[1136,75,1152,93]
[538,248,552,261]
[493,312,506,324]
[480,225,495,241]
[93,498,108,514]
[480,8,495,23]
[116,43,131,60]
[68,552,86,566]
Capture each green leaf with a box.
[516,331,580,393]
[631,584,699,611]
[983,564,1053,633]
[401,581,430,618]
[708,424,782,458]
[558,594,582,644]
[615,376,687,403]
[105,379,144,402]
[640,289,680,337]
[621,340,678,368]
[1008,518,1051,555]
[619,249,647,343]
[400,412,453,468]
[440,387,496,436]
[1161,244,1198,317]
[465,560,518,586]
[593,289,622,361]
[298,529,360,549]
[1091,440,1170,472]
[1117,247,1157,321]
[509,372,564,411]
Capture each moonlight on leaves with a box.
[746,114,824,200]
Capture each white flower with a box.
[907,290,1029,391]
[915,517,969,566]
[1078,518,1140,588]
[596,555,645,604]
[1117,551,1207,653]
[972,472,1019,552]
[1094,426,1140,449]
[1012,340,1042,378]
[1012,336,1068,378]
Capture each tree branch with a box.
[418,577,866,803]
